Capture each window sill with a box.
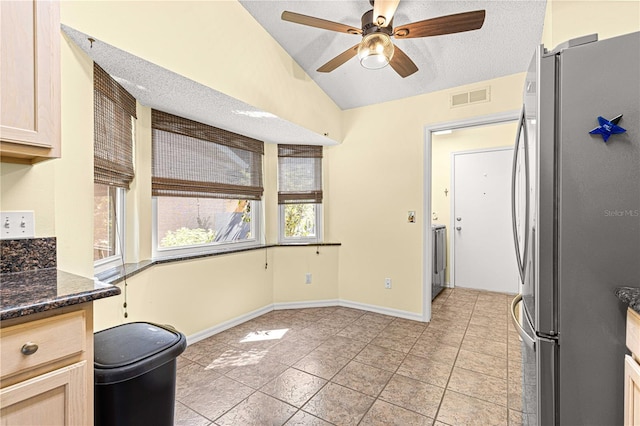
[94,242,341,285]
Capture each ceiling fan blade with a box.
[389,45,418,78]
[373,0,400,27]
[394,10,486,39]
[317,44,360,73]
[282,11,362,35]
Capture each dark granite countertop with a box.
[96,242,342,285]
[615,287,640,314]
[1,269,121,321]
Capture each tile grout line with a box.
[430,291,478,424]
[175,292,520,426]
[354,308,438,425]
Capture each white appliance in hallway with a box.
[510,32,640,425]
[431,224,446,300]
[452,148,519,293]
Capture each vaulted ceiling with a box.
[239,0,547,109]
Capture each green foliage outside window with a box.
[159,200,251,247]
[161,227,216,247]
[284,204,316,238]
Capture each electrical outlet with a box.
[305,273,312,284]
[1,211,35,239]
[384,278,392,289]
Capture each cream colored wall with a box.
[1,1,341,337]
[543,0,640,47]
[326,74,526,316]
[93,250,275,335]
[126,106,153,263]
[263,144,279,245]
[5,0,638,336]
[94,245,342,335]
[55,37,95,277]
[272,246,340,304]
[431,122,518,284]
[61,0,342,142]
[0,162,56,237]
[326,0,640,318]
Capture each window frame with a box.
[278,203,323,244]
[277,144,323,244]
[150,109,265,259]
[94,185,126,273]
[151,197,263,259]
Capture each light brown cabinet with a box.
[0,0,61,164]
[0,305,94,425]
[1,361,87,425]
[625,308,640,425]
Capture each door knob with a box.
[456,217,462,221]
[456,226,462,231]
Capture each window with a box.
[277,144,323,243]
[151,110,264,257]
[93,63,136,270]
[93,183,124,262]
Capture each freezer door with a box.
[556,32,639,425]
[537,335,557,426]
[510,295,539,426]
[512,293,559,426]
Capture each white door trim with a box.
[449,146,514,289]
[422,110,520,322]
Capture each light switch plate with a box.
[1,211,35,239]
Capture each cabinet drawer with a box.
[1,311,85,379]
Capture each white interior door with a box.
[452,148,519,293]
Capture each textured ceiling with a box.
[239,0,547,109]
[61,24,338,146]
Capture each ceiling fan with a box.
[281,0,486,78]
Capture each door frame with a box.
[422,109,520,322]
[449,146,515,290]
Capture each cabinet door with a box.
[625,355,640,426]
[0,0,60,162]
[0,361,86,426]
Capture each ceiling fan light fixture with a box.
[357,32,394,70]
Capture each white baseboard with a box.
[185,298,424,345]
[338,299,424,322]
[186,304,274,345]
[273,299,339,310]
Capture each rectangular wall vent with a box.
[450,86,491,108]
[451,93,469,107]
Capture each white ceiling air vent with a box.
[450,86,491,108]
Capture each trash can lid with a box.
[94,322,184,369]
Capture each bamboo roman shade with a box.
[151,110,264,200]
[278,144,323,204]
[93,63,136,189]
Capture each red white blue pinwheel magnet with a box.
[589,114,626,142]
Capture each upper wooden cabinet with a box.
[0,0,61,164]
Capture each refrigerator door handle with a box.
[510,294,535,350]
[510,106,530,283]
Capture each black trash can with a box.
[94,322,187,426]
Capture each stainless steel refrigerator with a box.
[510,31,640,425]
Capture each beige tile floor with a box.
[174,287,524,426]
